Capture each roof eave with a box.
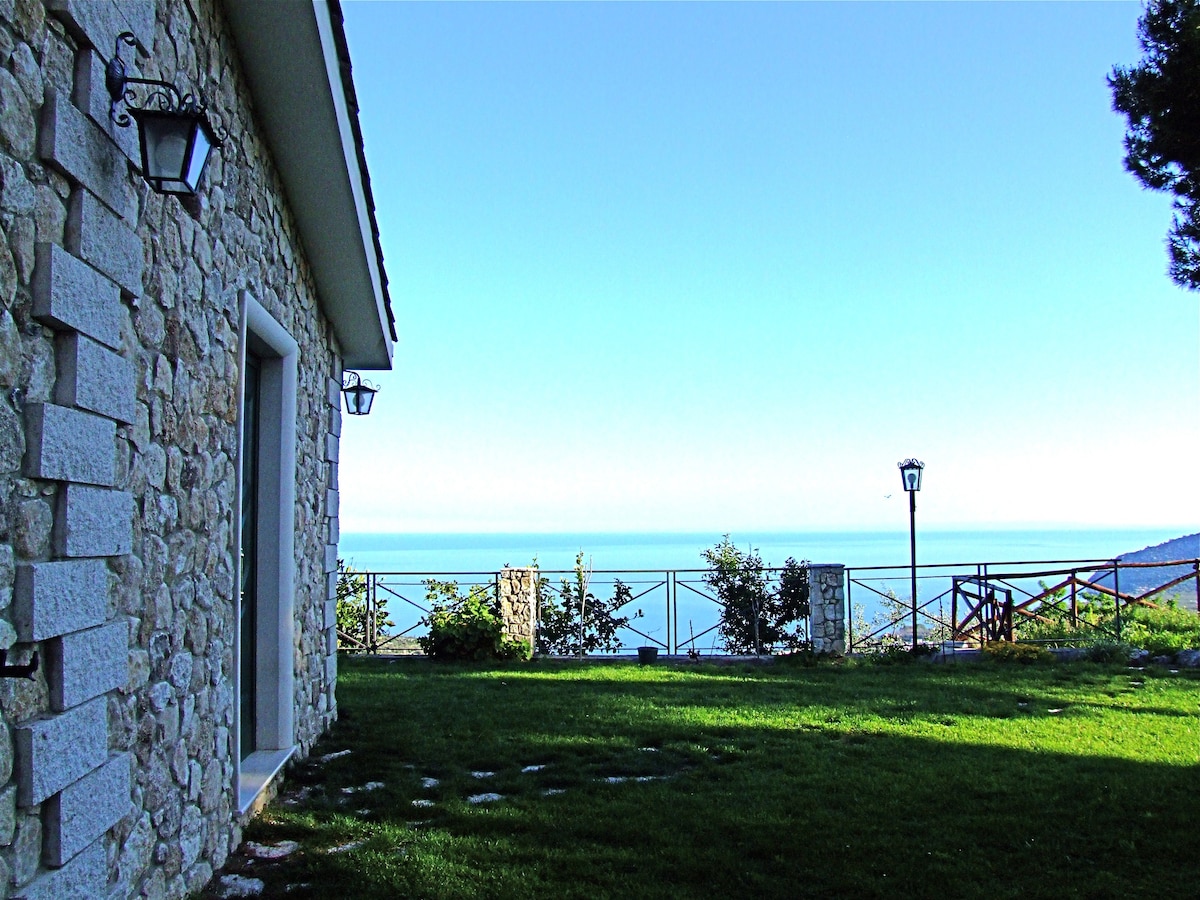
[221,0,394,370]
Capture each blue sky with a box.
[338,1,1198,534]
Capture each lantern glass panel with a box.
[900,463,923,492]
[185,121,214,192]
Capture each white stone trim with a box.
[236,747,295,817]
[233,292,298,810]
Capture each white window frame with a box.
[234,291,298,814]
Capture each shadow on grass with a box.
[212,659,1200,900]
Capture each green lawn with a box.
[224,657,1200,899]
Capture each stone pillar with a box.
[498,567,538,650]
[809,565,846,655]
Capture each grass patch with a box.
[218,658,1200,898]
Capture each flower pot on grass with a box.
[637,646,659,665]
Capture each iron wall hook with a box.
[0,649,39,680]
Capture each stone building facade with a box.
[0,1,393,896]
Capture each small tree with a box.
[536,552,640,656]
[702,536,810,654]
[335,561,392,653]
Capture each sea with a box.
[338,527,1194,653]
[338,527,1184,576]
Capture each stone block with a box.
[0,544,13,589]
[326,572,337,602]
[15,696,108,806]
[327,515,339,545]
[324,599,337,630]
[55,333,136,424]
[32,242,123,350]
[323,544,337,574]
[327,376,341,409]
[72,49,140,165]
[47,0,153,54]
[330,405,342,438]
[44,752,131,866]
[324,433,339,462]
[325,653,337,687]
[47,619,128,711]
[0,784,15,846]
[66,190,142,297]
[12,559,109,642]
[16,835,106,898]
[39,91,133,218]
[325,489,339,518]
[23,402,115,486]
[54,485,133,558]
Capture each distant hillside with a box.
[1087,533,1200,611]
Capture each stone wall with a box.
[497,567,537,650]
[0,0,343,896]
[809,564,846,655]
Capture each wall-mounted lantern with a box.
[106,32,226,196]
[342,371,379,416]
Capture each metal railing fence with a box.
[336,567,811,656]
[339,556,1200,656]
[845,557,1200,651]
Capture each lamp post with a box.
[898,458,925,650]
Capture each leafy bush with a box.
[982,641,1052,665]
[1015,583,1200,654]
[536,553,641,656]
[336,561,393,653]
[1119,604,1200,654]
[702,536,810,655]
[419,580,530,662]
[1084,639,1136,664]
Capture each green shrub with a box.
[1120,604,1200,654]
[1083,639,1135,664]
[982,641,1053,664]
[419,582,530,662]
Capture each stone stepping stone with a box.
[318,750,351,763]
[411,799,435,809]
[467,793,503,804]
[214,874,265,898]
[470,771,496,779]
[420,777,440,789]
[243,841,298,861]
[326,841,366,854]
[520,765,545,773]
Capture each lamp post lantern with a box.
[898,458,925,650]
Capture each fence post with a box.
[808,565,846,655]
[1114,561,1121,640]
[367,574,376,654]
[497,567,538,651]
